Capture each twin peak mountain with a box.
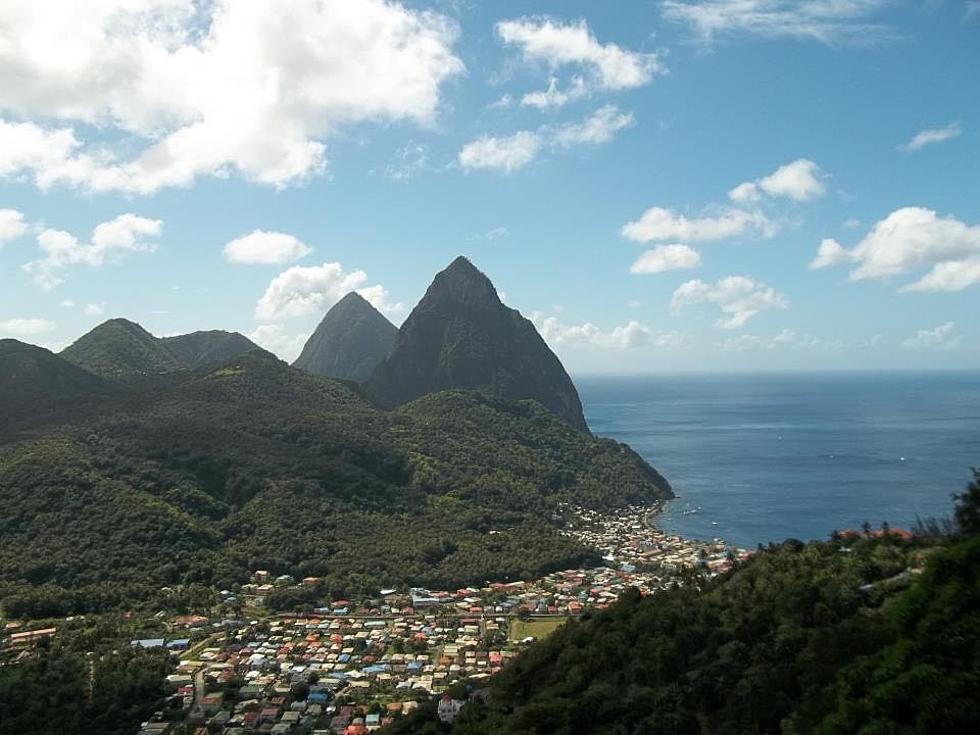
[58,256,588,431]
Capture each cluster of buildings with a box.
[560,503,749,577]
[155,611,511,733]
[132,503,748,733]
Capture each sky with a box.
[0,0,978,374]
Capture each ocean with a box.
[578,372,980,548]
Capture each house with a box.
[9,628,56,647]
[437,695,464,723]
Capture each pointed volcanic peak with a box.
[60,318,184,378]
[293,292,398,382]
[162,330,261,370]
[367,256,589,431]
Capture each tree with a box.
[954,468,980,535]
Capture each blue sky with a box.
[0,0,978,373]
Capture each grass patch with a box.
[509,616,567,642]
[208,367,245,378]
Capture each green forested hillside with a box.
[161,329,261,369]
[60,318,185,377]
[0,350,670,618]
[440,474,980,735]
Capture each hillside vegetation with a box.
[0,350,670,619]
[434,473,980,735]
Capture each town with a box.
[2,505,749,735]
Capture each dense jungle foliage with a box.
[435,472,980,735]
[0,346,669,619]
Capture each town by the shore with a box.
[102,504,748,734]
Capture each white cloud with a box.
[809,238,850,269]
[810,207,980,292]
[255,262,389,321]
[355,284,408,323]
[223,230,312,265]
[521,77,587,109]
[729,159,826,203]
[902,257,980,293]
[247,324,309,363]
[0,208,27,244]
[718,328,845,352]
[671,275,788,328]
[899,122,962,152]
[553,105,634,146]
[535,314,685,350]
[0,0,464,194]
[83,303,105,316]
[496,17,664,90]
[467,227,510,242]
[24,214,162,290]
[385,142,430,181]
[630,244,701,274]
[458,131,542,173]
[460,105,634,173]
[902,322,962,350]
[967,2,980,22]
[490,94,514,109]
[622,206,773,243]
[0,317,55,337]
[662,0,894,45]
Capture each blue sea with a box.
[579,372,980,548]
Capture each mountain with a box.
[367,257,589,431]
[0,350,671,619]
[0,339,113,435]
[60,318,184,377]
[59,320,262,378]
[293,292,397,381]
[162,329,261,369]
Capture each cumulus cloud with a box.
[630,244,701,274]
[553,105,634,146]
[0,0,464,194]
[24,214,162,290]
[460,105,633,172]
[496,17,664,90]
[0,208,27,244]
[223,230,312,265]
[255,262,369,321]
[622,206,773,243]
[458,131,542,173]
[0,317,55,337]
[671,276,788,328]
[534,314,685,350]
[83,303,105,317]
[900,122,962,152]
[902,322,962,350]
[247,324,309,363]
[521,77,587,109]
[662,0,894,45]
[810,207,980,292]
[355,284,408,323]
[729,158,826,203]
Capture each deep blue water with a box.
[578,372,980,548]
